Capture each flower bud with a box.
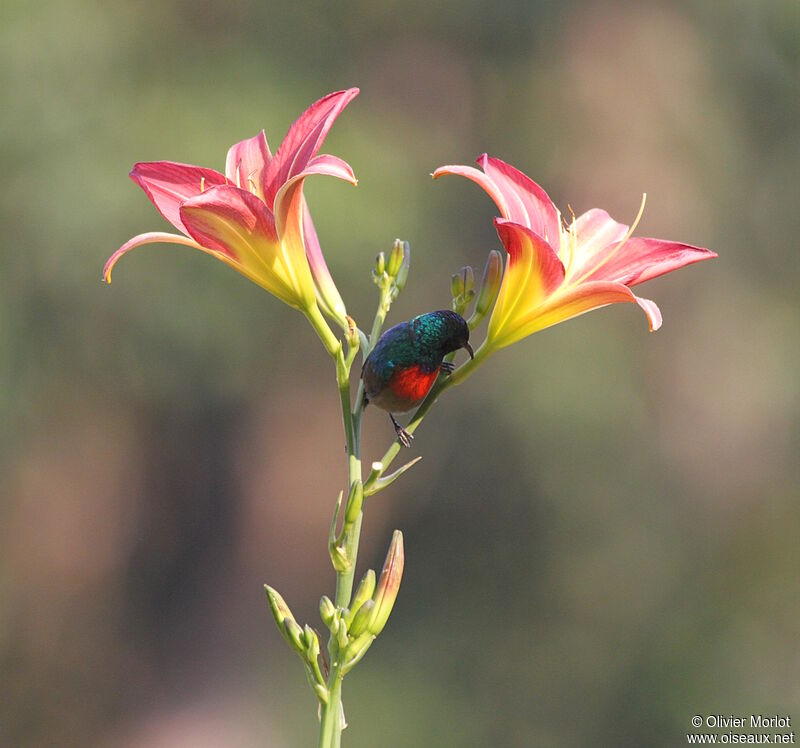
[451,265,475,315]
[394,242,410,291]
[375,251,386,276]
[347,598,375,638]
[450,269,464,298]
[387,238,406,276]
[283,617,306,654]
[474,249,503,318]
[320,596,336,628]
[450,274,463,299]
[345,315,359,350]
[344,479,363,526]
[342,631,375,672]
[265,585,295,632]
[329,542,349,572]
[345,569,376,625]
[368,530,404,635]
[303,624,320,661]
[336,618,349,651]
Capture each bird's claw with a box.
[390,414,414,448]
[440,361,455,375]
[397,427,414,448]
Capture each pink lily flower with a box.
[434,154,716,350]
[105,89,359,328]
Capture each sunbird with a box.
[362,310,473,447]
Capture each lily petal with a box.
[303,204,348,327]
[180,185,313,308]
[271,156,354,327]
[273,156,359,239]
[633,293,663,331]
[264,88,359,207]
[580,236,718,287]
[271,154,357,314]
[225,131,272,198]
[493,281,661,347]
[130,161,227,233]
[307,154,357,185]
[432,163,513,219]
[478,155,561,249]
[104,231,222,283]
[489,219,565,341]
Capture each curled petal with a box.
[130,161,227,233]
[432,163,514,219]
[489,219,565,341]
[103,231,224,283]
[581,236,718,286]
[225,131,272,198]
[307,154,357,185]
[180,185,314,309]
[264,88,359,207]
[274,156,359,240]
[492,281,661,348]
[634,294,662,331]
[478,155,561,248]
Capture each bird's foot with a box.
[440,361,455,375]
[390,414,414,448]
[396,427,414,448]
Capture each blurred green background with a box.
[2,0,799,746]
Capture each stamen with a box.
[561,205,579,274]
[200,176,206,193]
[567,217,578,275]
[571,193,647,285]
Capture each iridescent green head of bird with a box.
[406,309,472,365]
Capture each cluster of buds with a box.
[373,239,411,305]
[266,532,404,703]
[327,530,404,676]
[264,585,329,703]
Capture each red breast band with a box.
[387,364,439,404]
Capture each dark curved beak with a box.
[463,341,474,359]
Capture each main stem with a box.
[319,287,392,748]
[320,395,361,748]
[318,669,343,748]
